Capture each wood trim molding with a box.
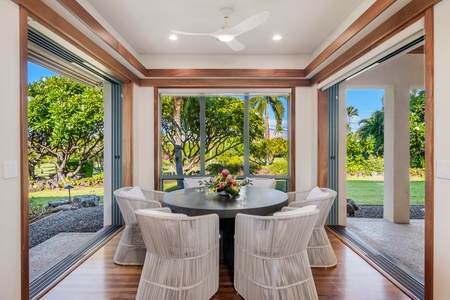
[310,0,442,85]
[141,78,309,88]
[424,7,434,300]
[146,69,305,78]
[19,7,30,299]
[122,83,133,187]
[317,88,328,187]
[13,0,141,84]
[56,0,148,77]
[305,0,396,76]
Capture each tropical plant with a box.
[349,90,425,171]
[346,105,359,126]
[250,96,285,139]
[410,89,425,168]
[358,108,385,157]
[28,76,104,182]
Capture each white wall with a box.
[133,85,155,189]
[433,1,450,298]
[0,0,21,299]
[295,86,318,191]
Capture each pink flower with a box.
[228,178,235,185]
[221,169,229,178]
[218,182,227,189]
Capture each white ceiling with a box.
[84,0,366,56]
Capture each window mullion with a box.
[244,94,249,176]
[200,96,206,174]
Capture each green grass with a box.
[347,178,425,205]
[35,162,57,178]
[29,186,104,206]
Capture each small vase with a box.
[218,190,229,196]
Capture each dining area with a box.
[38,180,412,300]
[107,177,341,300]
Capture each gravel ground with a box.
[351,204,425,219]
[29,205,104,248]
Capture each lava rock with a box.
[73,195,100,207]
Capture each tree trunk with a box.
[55,156,67,183]
[173,96,184,188]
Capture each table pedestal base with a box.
[220,218,235,268]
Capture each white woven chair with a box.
[113,186,164,265]
[183,177,212,188]
[285,187,338,268]
[135,208,220,300]
[246,177,276,189]
[234,206,319,300]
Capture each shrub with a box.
[347,156,383,176]
[29,197,46,219]
[410,168,425,178]
[269,160,288,175]
[206,163,243,175]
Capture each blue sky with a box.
[28,62,57,83]
[347,89,384,131]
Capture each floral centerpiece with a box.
[199,169,251,197]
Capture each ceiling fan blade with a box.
[227,11,269,36]
[170,29,211,36]
[226,38,245,52]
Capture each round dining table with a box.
[161,185,288,217]
[161,185,289,266]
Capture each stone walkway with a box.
[29,232,95,281]
[346,217,424,281]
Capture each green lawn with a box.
[29,186,104,206]
[347,178,425,205]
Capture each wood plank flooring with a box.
[40,230,411,300]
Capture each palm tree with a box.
[346,106,359,125]
[358,109,384,157]
[250,96,285,139]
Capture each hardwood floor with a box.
[40,230,411,300]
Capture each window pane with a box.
[159,91,290,191]
[249,95,289,176]
[161,96,200,176]
[205,96,246,175]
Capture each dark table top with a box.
[161,186,288,218]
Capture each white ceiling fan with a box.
[171,8,270,52]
